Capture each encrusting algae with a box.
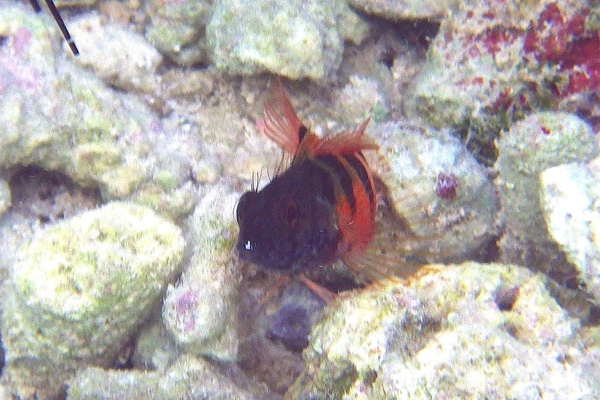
[1,0,600,398]
[1,202,184,399]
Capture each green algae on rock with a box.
[206,0,368,80]
[145,0,213,66]
[367,121,500,263]
[68,355,270,400]
[0,2,200,219]
[288,263,597,399]
[1,202,184,399]
[163,184,241,360]
[495,112,598,275]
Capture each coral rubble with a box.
[1,0,600,398]
[1,202,184,399]
[541,161,600,306]
[288,263,599,399]
[495,112,598,276]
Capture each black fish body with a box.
[236,158,340,273]
[236,79,381,279]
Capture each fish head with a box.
[235,168,339,274]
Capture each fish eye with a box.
[283,200,299,228]
[237,191,258,224]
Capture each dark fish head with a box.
[235,166,340,274]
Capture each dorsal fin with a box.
[263,78,378,159]
[315,118,378,155]
[263,78,305,155]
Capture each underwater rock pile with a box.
[1,202,184,399]
[0,0,599,398]
[0,4,201,219]
[495,112,598,275]
[289,263,599,399]
[405,0,600,159]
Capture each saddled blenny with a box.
[29,0,79,55]
[236,79,429,303]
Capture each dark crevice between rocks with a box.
[8,165,102,224]
[588,305,600,325]
[353,10,441,54]
[389,18,441,50]
[493,285,519,312]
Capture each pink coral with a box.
[523,3,586,64]
[427,1,600,134]
[434,172,458,201]
[522,3,599,98]
[175,289,198,333]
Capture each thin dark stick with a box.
[29,0,79,55]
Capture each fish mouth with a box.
[235,240,296,273]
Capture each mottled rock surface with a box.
[67,12,163,93]
[367,121,500,264]
[495,112,598,276]
[0,178,9,216]
[68,355,272,400]
[1,202,184,399]
[144,0,213,66]
[0,2,200,219]
[206,0,368,80]
[348,0,450,21]
[405,0,600,160]
[541,161,600,305]
[163,184,241,360]
[288,263,598,399]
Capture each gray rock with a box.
[348,0,451,21]
[541,161,600,305]
[144,0,213,66]
[495,112,598,275]
[288,263,598,399]
[367,121,500,264]
[67,13,163,93]
[0,179,9,217]
[1,202,184,399]
[206,0,368,80]
[68,355,271,400]
[163,184,241,360]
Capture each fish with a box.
[236,79,418,285]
